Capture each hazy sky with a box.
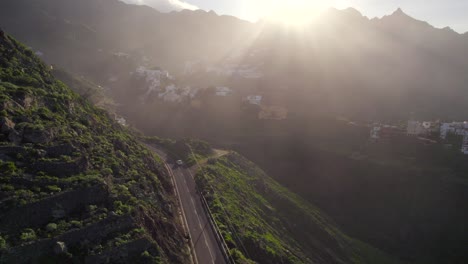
[122,0,468,33]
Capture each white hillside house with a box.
[439,122,468,155]
[440,122,468,139]
[246,95,263,105]
[215,87,232,97]
[135,66,175,99]
[407,121,439,136]
[158,85,181,102]
[370,126,381,140]
[463,135,468,154]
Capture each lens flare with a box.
[249,0,351,26]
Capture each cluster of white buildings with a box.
[406,120,468,154]
[407,121,440,136]
[215,87,232,97]
[440,122,468,139]
[135,66,199,102]
[371,121,468,154]
[370,124,404,140]
[246,95,263,105]
[135,66,174,94]
[440,122,468,154]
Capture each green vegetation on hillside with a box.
[0,30,188,263]
[195,153,402,264]
[51,68,115,110]
[143,136,213,166]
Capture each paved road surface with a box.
[147,145,227,264]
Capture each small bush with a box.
[0,184,15,192]
[141,250,151,258]
[20,228,37,242]
[0,235,7,249]
[46,223,58,232]
[0,161,17,173]
[46,185,62,193]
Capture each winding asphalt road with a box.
[146,145,227,264]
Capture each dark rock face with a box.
[31,157,89,177]
[22,127,53,144]
[0,184,109,232]
[45,144,78,158]
[84,238,154,263]
[0,117,15,134]
[7,130,22,144]
[0,30,188,264]
[3,215,136,263]
[0,146,27,157]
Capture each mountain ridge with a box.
[0,29,189,263]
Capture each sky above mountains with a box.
[121,0,468,33]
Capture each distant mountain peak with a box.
[442,26,456,33]
[387,7,413,19]
[393,7,405,16]
[343,7,363,17]
[326,7,368,22]
[379,7,435,31]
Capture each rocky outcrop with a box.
[7,130,22,144]
[0,31,188,263]
[0,146,27,156]
[0,145,27,161]
[0,184,108,232]
[30,157,89,177]
[45,144,78,158]
[85,238,155,264]
[22,126,54,144]
[2,215,135,264]
[0,117,15,134]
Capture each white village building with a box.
[439,122,468,155]
[135,66,175,99]
[370,126,381,140]
[407,121,439,136]
[215,87,232,97]
[440,122,468,139]
[246,95,263,105]
[462,135,468,154]
[180,86,199,99]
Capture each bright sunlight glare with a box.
[252,0,350,26]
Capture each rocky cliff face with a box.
[0,30,188,263]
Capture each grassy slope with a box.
[196,153,403,264]
[0,31,187,263]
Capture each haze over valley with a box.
[1,0,468,263]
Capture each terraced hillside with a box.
[196,153,403,264]
[0,29,188,263]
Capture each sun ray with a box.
[252,0,330,26]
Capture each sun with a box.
[259,0,330,26]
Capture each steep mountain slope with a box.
[2,0,468,123]
[0,30,188,263]
[231,119,468,264]
[195,153,403,264]
[0,0,252,74]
